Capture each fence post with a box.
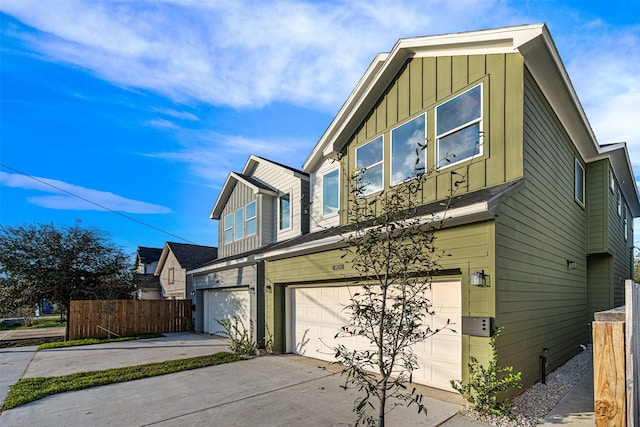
[626,280,639,426]
[593,307,626,426]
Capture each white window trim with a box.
[617,189,623,217]
[435,83,484,170]
[609,169,615,193]
[624,207,628,240]
[355,135,384,196]
[321,168,340,218]
[245,201,257,236]
[278,192,292,231]
[390,113,427,186]
[223,213,233,245]
[575,159,585,207]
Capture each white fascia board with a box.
[519,26,600,162]
[210,172,277,219]
[244,155,309,181]
[303,53,389,173]
[187,255,256,276]
[153,243,171,277]
[305,25,546,173]
[596,143,640,216]
[258,201,491,261]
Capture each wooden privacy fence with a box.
[593,280,639,426]
[68,299,192,341]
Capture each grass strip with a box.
[1,351,241,411]
[37,333,164,350]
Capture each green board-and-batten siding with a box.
[339,53,525,224]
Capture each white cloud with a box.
[2,0,638,191]
[0,0,521,112]
[144,130,311,184]
[0,171,171,214]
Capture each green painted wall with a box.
[339,53,525,224]
[587,160,608,252]
[493,69,588,388]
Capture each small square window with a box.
[575,159,585,206]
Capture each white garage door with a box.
[204,288,250,336]
[290,281,461,390]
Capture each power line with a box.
[0,163,198,244]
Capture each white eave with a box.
[210,172,277,220]
[187,255,258,275]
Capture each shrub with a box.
[215,316,257,356]
[450,327,522,416]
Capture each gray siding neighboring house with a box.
[134,246,163,300]
[155,242,218,301]
[189,155,309,343]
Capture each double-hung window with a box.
[391,114,426,185]
[322,169,339,216]
[223,213,233,244]
[575,159,585,206]
[233,207,244,240]
[436,84,482,169]
[279,193,291,230]
[617,189,623,217]
[355,136,383,195]
[245,201,257,236]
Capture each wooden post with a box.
[593,320,626,426]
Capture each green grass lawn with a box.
[0,318,66,331]
[1,352,241,411]
[37,333,164,350]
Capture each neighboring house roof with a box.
[189,179,523,274]
[137,247,162,264]
[155,242,218,275]
[248,155,309,177]
[210,154,310,219]
[302,23,640,216]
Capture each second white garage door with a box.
[290,281,461,391]
[204,288,250,335]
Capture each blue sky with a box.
[1,0,639,258]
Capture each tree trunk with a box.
[63,301,70,341]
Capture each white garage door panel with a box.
[205,288,250,335]
[292,281,461,391]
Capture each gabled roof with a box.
[136,247,162,264]
[210,154,310,220]
[155,242,218,275]
[302,23,639,216]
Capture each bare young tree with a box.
[334,155,463,426]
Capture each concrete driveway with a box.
[0,333,466,427]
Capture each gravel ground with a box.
[460,345,593,426]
